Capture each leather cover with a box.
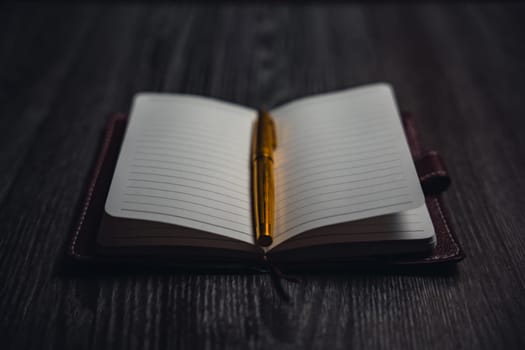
[66,112,464,270]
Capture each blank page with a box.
[104,94,257,244]
[269,84,425,246]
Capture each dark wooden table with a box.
[1,2,525,349]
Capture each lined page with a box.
[270,84,425,246]
[104,94,257,244]
[270,204,435,253]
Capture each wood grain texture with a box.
[1,3,525,349]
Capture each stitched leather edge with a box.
[69,115,121,257]
[424,197,461,260]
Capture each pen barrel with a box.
[253,156,275,247]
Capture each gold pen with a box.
[252,110,277,247]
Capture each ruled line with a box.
[275,179,406,208]
[279,195,412,232]
[276,185,409,219]
[278,126,394,150]
[277,172,403,201]
[136,134,248,153]
[120,208,252,236]
[124,193,248,215]
[275,151,399,173]
[133,152,247,171]
[110,235,237,241]
[127,176,247,196]
[132,158,248,182]
[136,142,243,160]
[135,150,246,168]
[131,161,249,182]
[126,181,249,203]
[282,143,396,167]
[276,158,400,188]
[276,165,399,191]
[278,147,399,170]
[136,135,245,153]
[143,119,251,137]
[281,134,395,158]
[122,200,250,226]
[288,230,425,241]
[275,111,392,142]
[137,129,249,148]
[277,201,413,236]
[123,193,249,212]
[129,169,246,191]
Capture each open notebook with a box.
[98,84,435,263]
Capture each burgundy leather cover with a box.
[67,113,464,270]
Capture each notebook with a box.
[94,83,439,264]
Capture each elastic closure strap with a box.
[415,150,451,196]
